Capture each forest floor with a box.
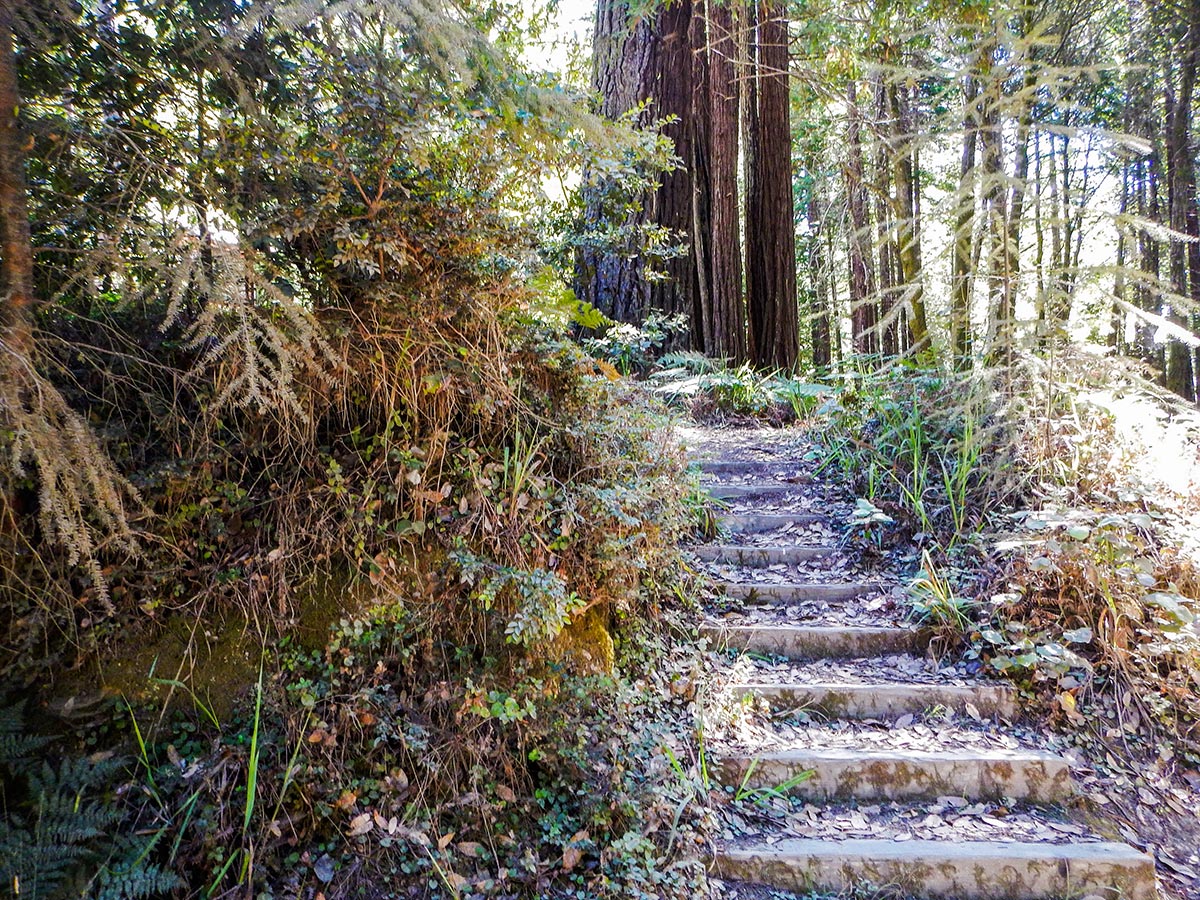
[677,421,1200,900]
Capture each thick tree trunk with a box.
[845,79,878,359]
[577,0,656,322]
[744,0,798,371]
[0,2,33,364]
[692,0,746,362]
[950,74,978,368]
[1188,5,1200,394]
[647,0,696,344]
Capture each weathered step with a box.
[719,746,1072,802]
[702,624,925,659]
[733,681,1017,720]
[698,459,793,476]
[715,838,1156,900]
[706,483,805,501]
[721,513,827,534]
[693,544,836,565]
[719,581,876,603]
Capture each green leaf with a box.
[1146,592,1195,625]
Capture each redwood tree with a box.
[577,0,656,322]
[647,0,696,345]
[744,0,798,370]
[0,1,33,365]
[692,0,746,362]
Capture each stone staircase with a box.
[684,426,1158,900]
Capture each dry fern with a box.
[160,233,342,423]
[1,352,142,608]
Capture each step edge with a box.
[715,837,1152,862]
[716,747,1069,764]
[701,624,923,635]
[731,681,1015,692]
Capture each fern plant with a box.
[0,703,180,900]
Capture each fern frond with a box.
[0,702,50,766]
[92,862,181,900]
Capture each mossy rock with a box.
[551,604,615,675]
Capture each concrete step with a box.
[715,838,1156,900]
[733,681,1017,720]
[722,513,830,534]
[719,746,1072,802]
[703,624,925,659]
[693,544,837,565]
[719,581,876,603]
[698,459,794,476]
[706,483,806,501]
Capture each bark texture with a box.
[647,0,696,342]
[692,0,746,362]
[577,0,656,323]
[845,78,878,358]
[744,0,798,370]
[0,2,34,363]
[950,74,978,368]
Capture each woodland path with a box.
[679,424,1159,900]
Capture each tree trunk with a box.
[873,72,902,357]
[744,0,798,371]
[950,73,978,368]
[692,0,746,362]
[0,2,33,364]
[647,0,696,344]
[845,78,878,358]
[1001,59,1036,353]
[888,79,928,353]
[577,0,656,322]
[808,190,831,369]
[1165,48,1197,400]
[1112,159,1129,351]
[979,45,1012,364]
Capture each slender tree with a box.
[950,71,978,368]
[845,78,879,358]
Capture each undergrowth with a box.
[0,9,709,895]
[813,350,1200,763]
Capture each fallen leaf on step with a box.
[1159,857,1199,878]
